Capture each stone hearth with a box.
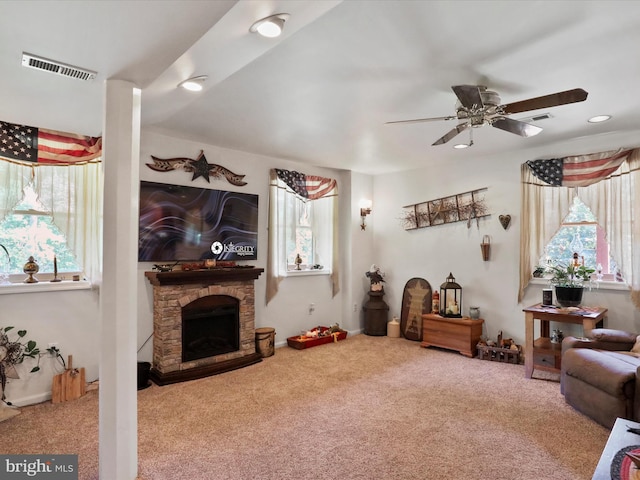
[145,268,264,385]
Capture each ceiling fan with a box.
[386,85,588,146]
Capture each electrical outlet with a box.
[353,303,358,312]
[309,303,315,315]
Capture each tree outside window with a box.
[0,184,80,275]
[540,197,620,280]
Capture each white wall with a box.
[1,287,100,406]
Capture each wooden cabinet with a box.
[420,314,484,357]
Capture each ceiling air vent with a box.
[521,112,553,123]
[21,52,97,81]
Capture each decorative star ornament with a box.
[146,150,247,186]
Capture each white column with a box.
[100,79,141,479]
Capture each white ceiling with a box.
[2,0,640,175]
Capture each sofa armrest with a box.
[562,328,638,356]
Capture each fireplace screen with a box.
[182,295,240,362]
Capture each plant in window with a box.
[547,262,595,287]
[546,259,595,308]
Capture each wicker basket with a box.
[477,344,521,364]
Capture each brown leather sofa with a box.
[561,328,640,429]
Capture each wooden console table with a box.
[421,314,484,357]
[523,303,607,379]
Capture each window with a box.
[519,149,640,306]
[283,195,332,272]
[540,197,619,280]
[0,160,103,285]
[266,169,339,304]
[0,184,81,275]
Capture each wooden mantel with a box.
[145,267,264,286]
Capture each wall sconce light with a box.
[359,199,372,230]
[249,13,290,38]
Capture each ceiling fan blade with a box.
[501,88,588,115]
[452,85,484,109]
[386,115,457,125]
[492,117,542,137]
[432,123,469,146]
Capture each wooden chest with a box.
[420,314,484,358]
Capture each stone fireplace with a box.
[144,268,264,385]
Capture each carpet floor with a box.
[0,334,609,479]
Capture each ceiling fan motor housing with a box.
[455,87,501,125]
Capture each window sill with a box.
[284,269,331,277]
[0,279,92,295]
[529,277,629,291]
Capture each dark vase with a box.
[554,286,584,307]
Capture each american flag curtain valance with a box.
[0,120,102,165]
[275,169,337,200]
[526,148,633,187]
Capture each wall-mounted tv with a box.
[138,181,258,262]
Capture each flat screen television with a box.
[138,181,258,262]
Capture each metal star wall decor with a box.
[145,150,247,186]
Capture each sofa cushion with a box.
[563,348,639,398]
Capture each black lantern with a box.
[440,272,462,318]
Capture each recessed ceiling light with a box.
[249,13,290,38]
[588,115,611,123]
[453,143,470,149]
[177,75,208,92]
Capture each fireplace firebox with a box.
[182,295,240,363]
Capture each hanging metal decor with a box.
[146,150,247,186]
[401,187,489,230]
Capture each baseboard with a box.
[10,392,52,407]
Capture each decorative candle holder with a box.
[23,256,39,283]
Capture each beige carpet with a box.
[0,334,609,479]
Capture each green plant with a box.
[0,327,66,403]
[547,262,595,287]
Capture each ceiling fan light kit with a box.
[387,85,588,147]
[250,13,290,38]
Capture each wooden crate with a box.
[287,327,347,350]
[477,344,521,364]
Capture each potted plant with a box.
[0,327,65,404]
[547,262,595,307]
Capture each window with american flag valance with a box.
[0,120,103,284]
[267,169,339,304]
[519,148,640,310]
